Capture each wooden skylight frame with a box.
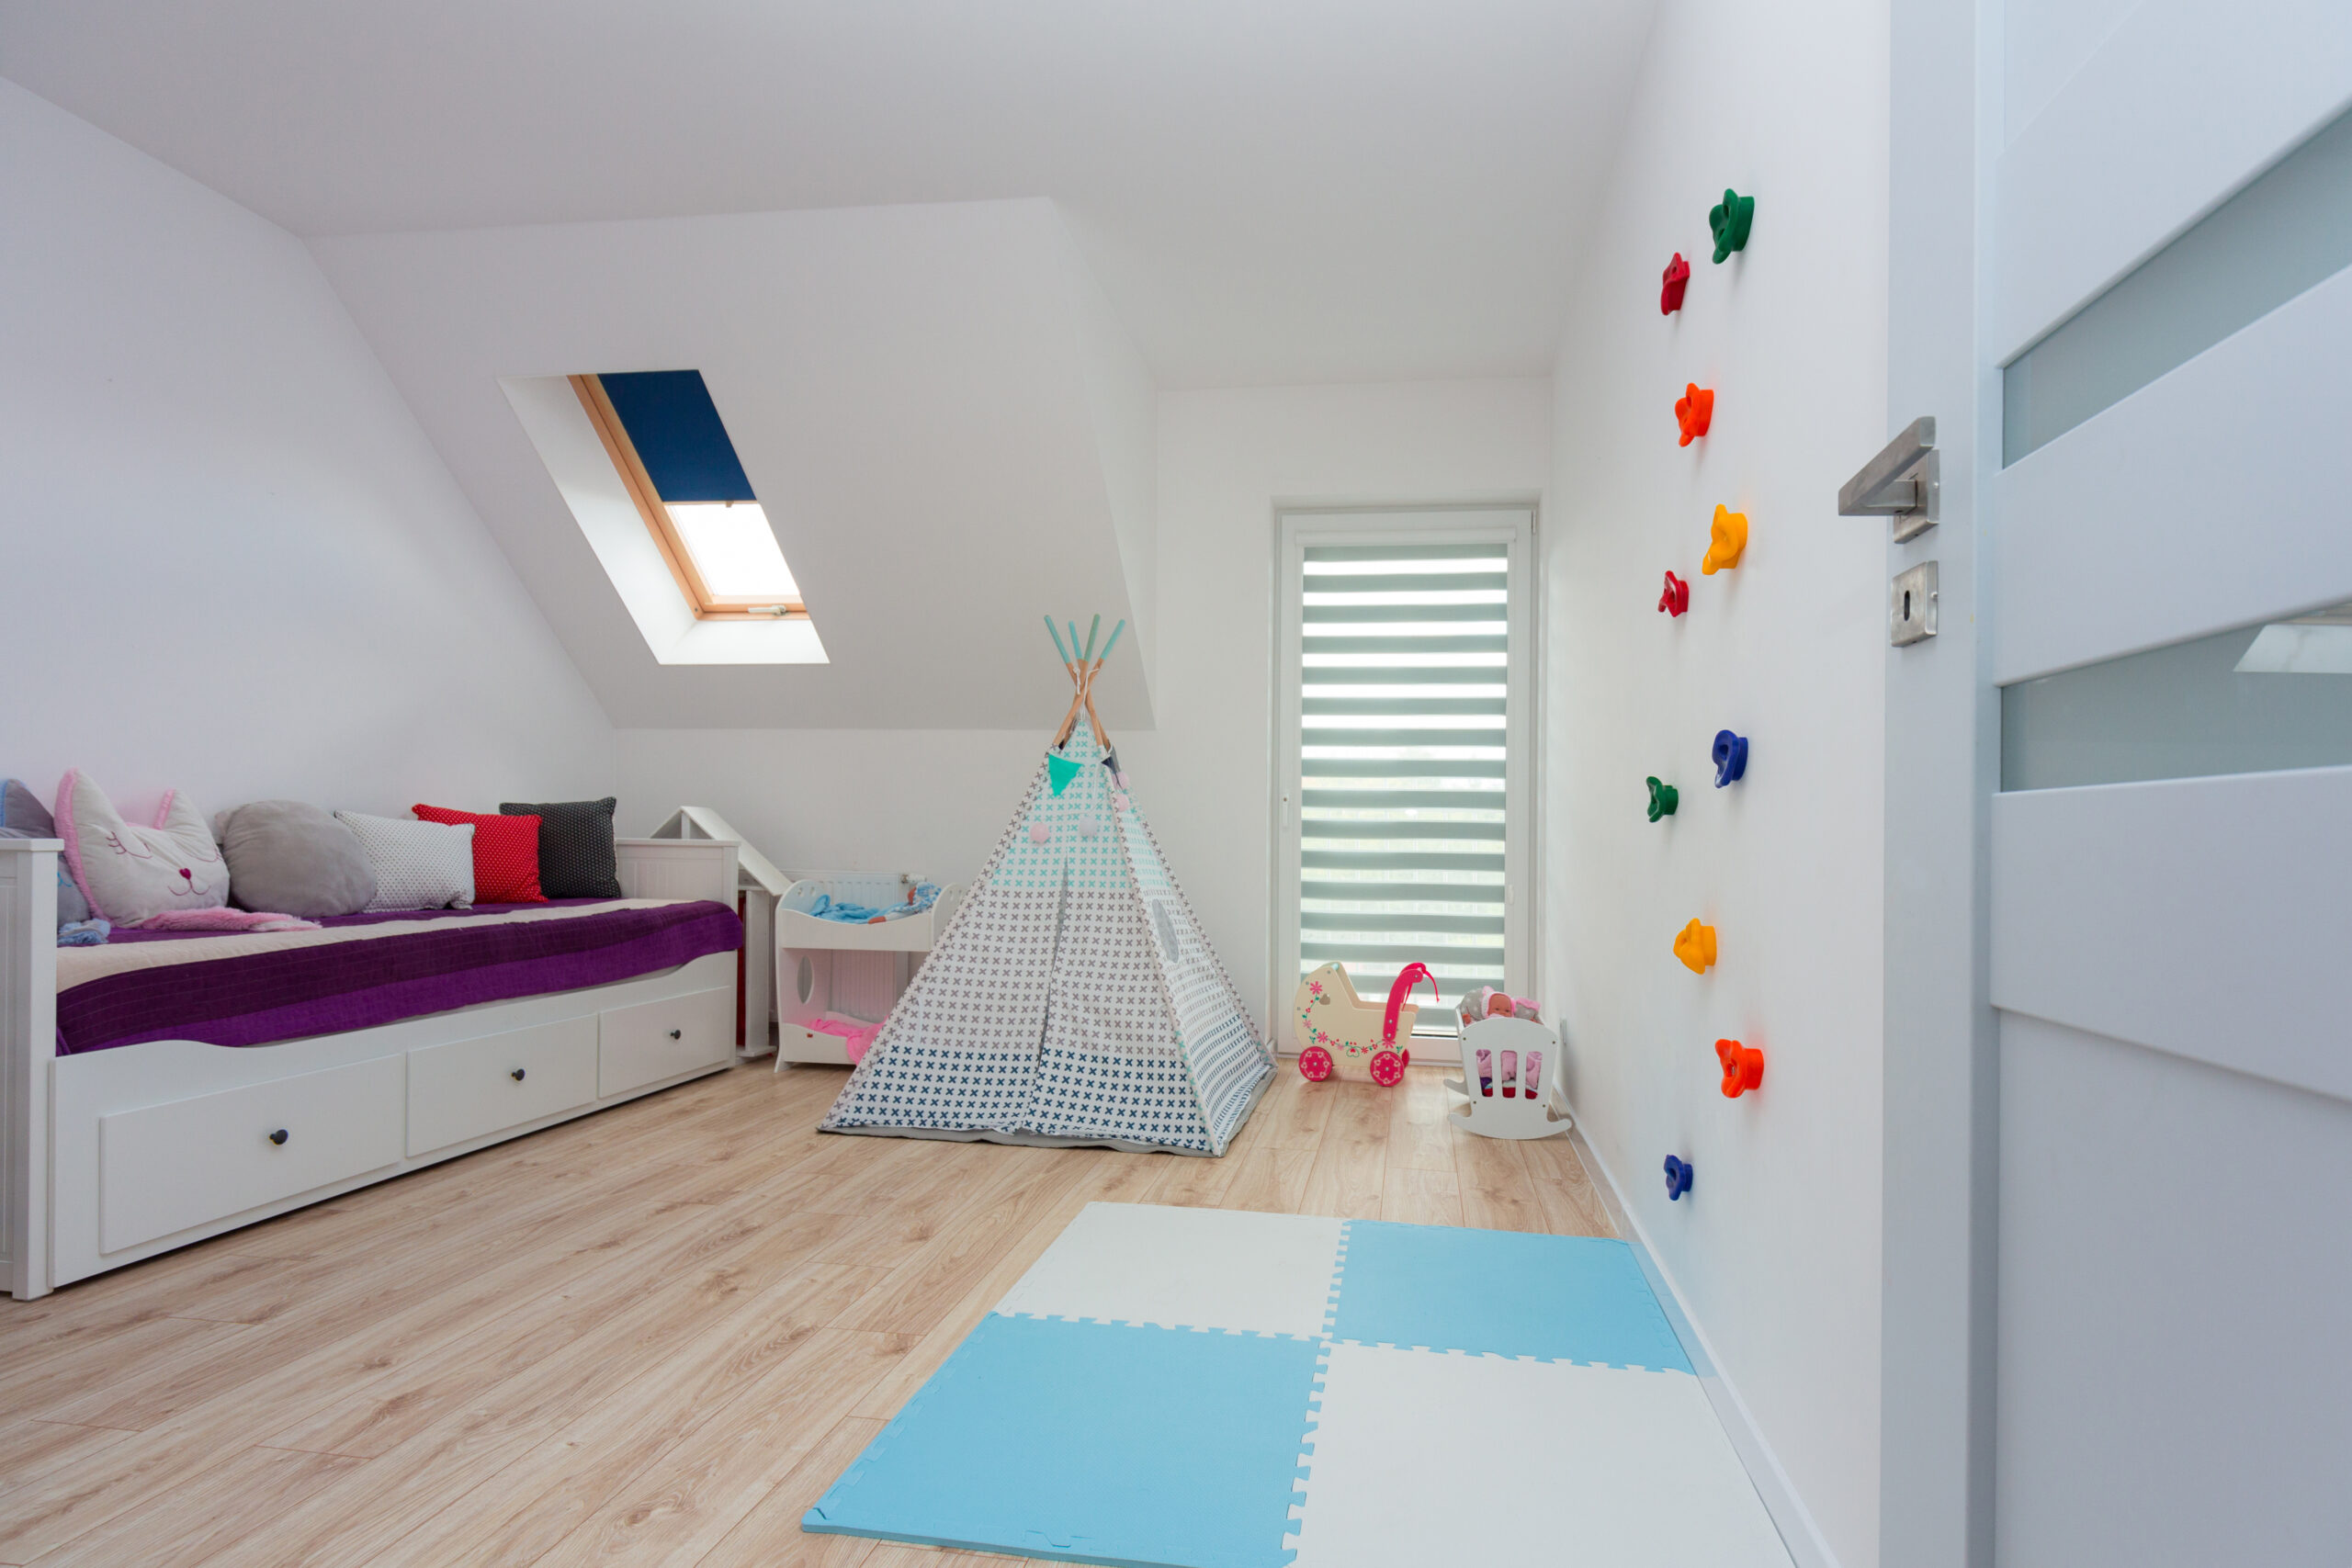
[569,373,807,622]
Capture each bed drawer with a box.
[98,1055,404,1255]
[599,986,735,1097]
[407,1015,598,1156]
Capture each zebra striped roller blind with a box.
[1293,530,1521,1026]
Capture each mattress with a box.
[55,898,743,1056]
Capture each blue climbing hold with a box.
[1664,1155,1695,1201]
[1712,729,1748,788]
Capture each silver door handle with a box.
[1839,416,1939,541]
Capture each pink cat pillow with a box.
[54,771,230,924]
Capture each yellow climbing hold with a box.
[1674,918,1718,974]
[1702,504,1747,575]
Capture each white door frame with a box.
[1270,504,1539,1050]
[1882,4,2000,1564]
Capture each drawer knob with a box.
[668,1029,683,1040]
[268,1128,289,1146]
[510,1067,526,1081]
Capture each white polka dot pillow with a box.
[334,810,476,911]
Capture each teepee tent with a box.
[822,617,1273,1156]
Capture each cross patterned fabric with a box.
[821,736,1272,1155]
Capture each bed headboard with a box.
[615,837,740,907]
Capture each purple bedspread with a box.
[58,899,744,1056]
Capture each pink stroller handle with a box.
[1384,963,1438,1047]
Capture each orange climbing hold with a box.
[1717,1038,1765,1097]
[1675,383,1714,446]
[1673,918,1718,974]
[1702,504,1747,575]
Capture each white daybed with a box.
[1,835,741,1301]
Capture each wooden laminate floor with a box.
[0,1060,1611,1567]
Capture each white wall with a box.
[617,377,1551,1029]
[1541,1,1890,1564]
[0,80,613,823]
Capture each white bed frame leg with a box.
[2,841,59,1300]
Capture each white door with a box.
[1884,6,2352,1565]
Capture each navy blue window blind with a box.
[598,370,755,502]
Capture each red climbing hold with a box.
[1676,383,1714,446]
[1658,570,1690,616]
[1717,1038,1765,1098]
[1661,253,1690,314]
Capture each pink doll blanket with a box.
[805,1013,884,1064]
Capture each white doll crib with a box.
[1446,1014,1574,1139]
[774,872,966,1066]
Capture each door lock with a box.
[1891,562,1939,646]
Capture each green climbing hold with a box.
[1646,776,1679,822]
[1046,753,1082,796]
[1709,187,1755,264]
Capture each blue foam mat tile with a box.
[804,1313,1320,1568]
[1329,1221,1691,1371]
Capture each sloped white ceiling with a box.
[0,0,1656,387]
[313,199,1156,729]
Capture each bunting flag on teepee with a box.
[820,617,1273,1155]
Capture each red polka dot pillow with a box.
[411,804,545,904]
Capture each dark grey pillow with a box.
[2,778,91,926]
[211,800,378,917]
[2,777,52,838]
[501,797,623,899]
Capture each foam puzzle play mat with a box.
[803,1202,1794,1566]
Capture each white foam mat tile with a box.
[993,1202,1344,1339]
[1290,1342,1794,1568]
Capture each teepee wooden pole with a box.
[1046,612,1121,750]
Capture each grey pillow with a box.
[212,800,378,917]
[2,778,90,926]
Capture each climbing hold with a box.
[1717,1038,1765,1098]
[1658,570,1690,616]
[1673,918,1717,974]
[1709,188,1755,263]
[1713,729,1749,787]
[1660,252,1690,314]
[1665,1155,1695,1201]
[1646,777,1679,822]
[1675,384,1714,446]
[1046,754,1081,796]
[1028,822,1052,845]
[1702,504,1747,574]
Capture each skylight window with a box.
[570,370,806,619]
[665,502,798,603]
